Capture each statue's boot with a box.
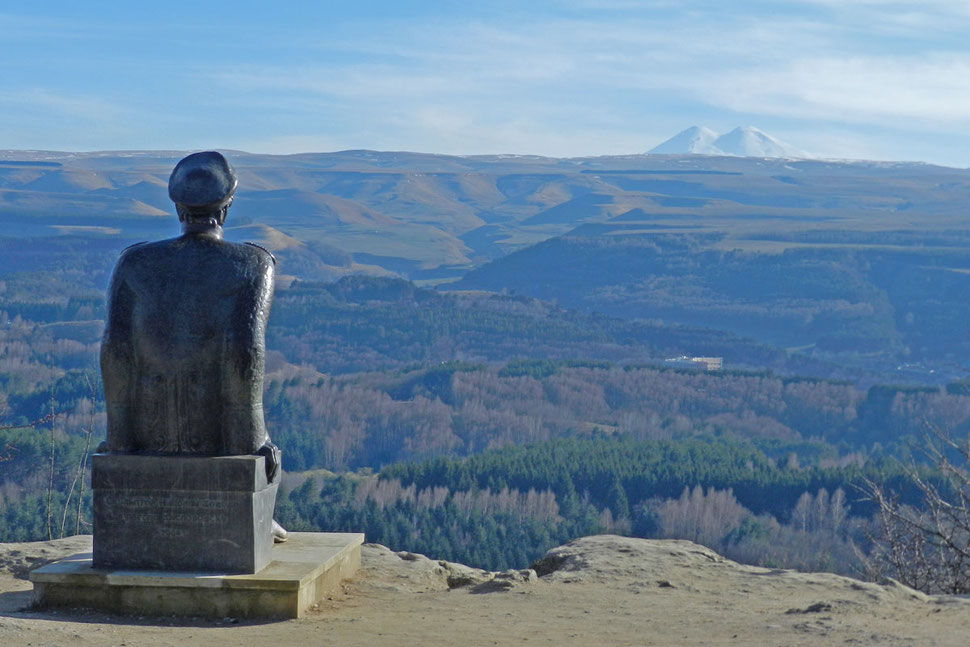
[272,519,288,543]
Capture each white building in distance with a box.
[663,356,723,372]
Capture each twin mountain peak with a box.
[649,125,810,159]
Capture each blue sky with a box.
[3,1,970,166]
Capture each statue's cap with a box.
[168,151,237,209]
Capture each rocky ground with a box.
[2,534,969,646]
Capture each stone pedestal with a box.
[30,532,363,620]
[92,453,277,574]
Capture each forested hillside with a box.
[268,276,827,375]
[264,359,970,471]
[455,231,970,384]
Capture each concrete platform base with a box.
[28,532,363,620]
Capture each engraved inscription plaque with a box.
[92,454,277,573]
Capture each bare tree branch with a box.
[861,424,970,593]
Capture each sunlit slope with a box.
[1,151,969,280]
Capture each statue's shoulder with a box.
[114,241,155,267]
[110,240,173,287]
[115,239,193,276]
[243,241,276,265]
[117,238,178,261]
[120,240,149,255]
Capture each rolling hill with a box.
[2,150,969,282]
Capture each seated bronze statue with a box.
[100,151,286,540]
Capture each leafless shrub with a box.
[861,426,970,593]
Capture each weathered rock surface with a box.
[532,534,932,604]
[358,543,533,593]
[0,536,92,579]
[2,534,969,646]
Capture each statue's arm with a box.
[100,261,136,451]
[224,252,276,466]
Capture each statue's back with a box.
[102,234,274,455]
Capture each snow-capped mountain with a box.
[647,126,720,155]
[649,126,810,158]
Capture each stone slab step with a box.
[28,532,363,619]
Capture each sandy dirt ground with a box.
[2,534,969,646]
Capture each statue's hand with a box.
[256,441,281,483]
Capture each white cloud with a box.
[0,88,126,121]
[703,54,970,129]
[798,0,970,12]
